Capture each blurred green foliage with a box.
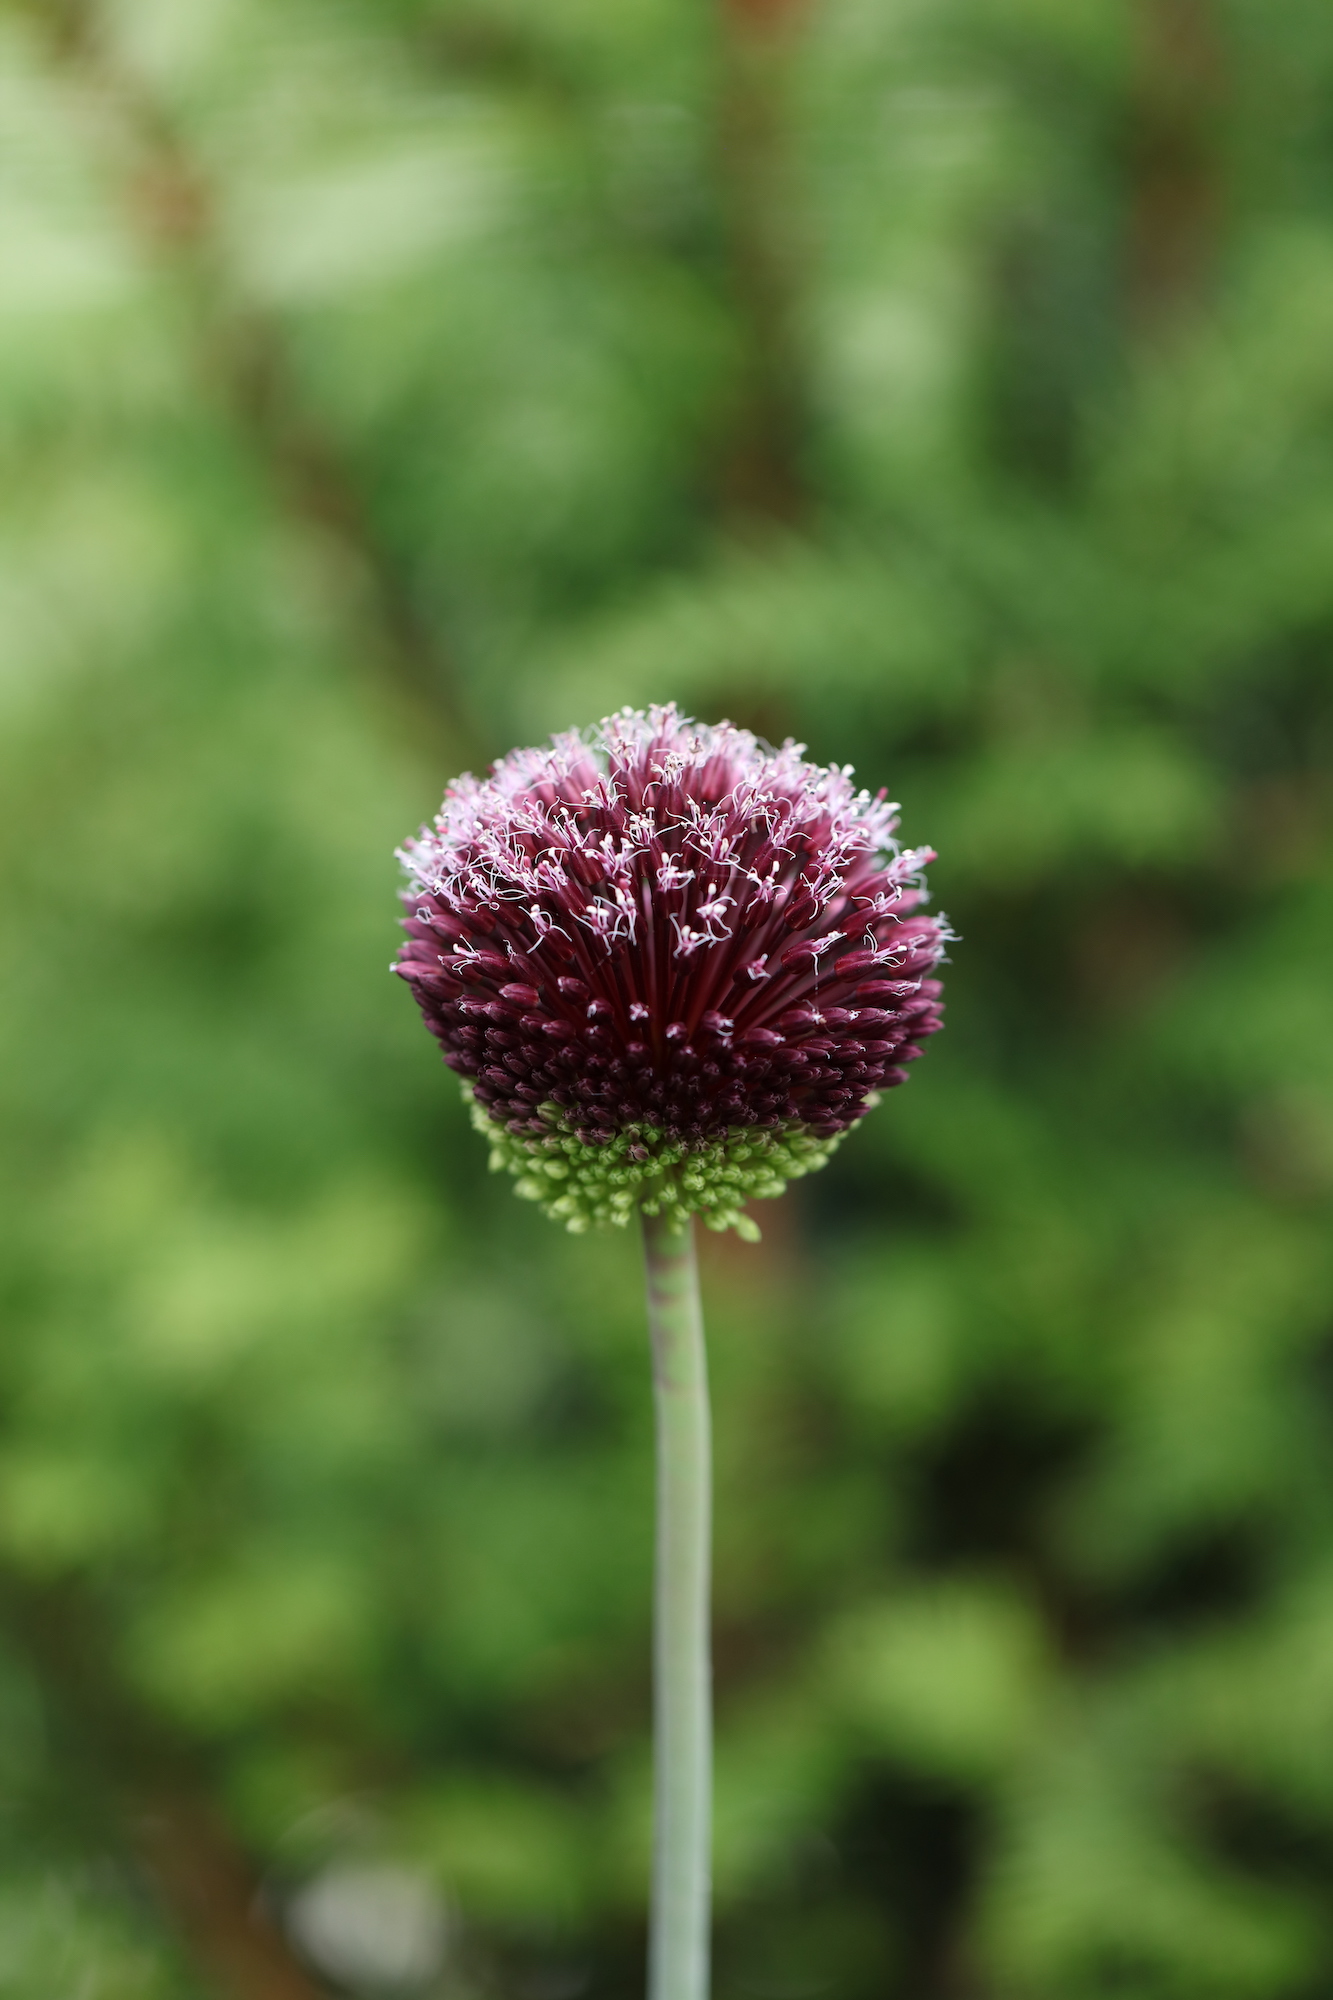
[1,0,1332,1994]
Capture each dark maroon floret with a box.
[394,705,947,1148]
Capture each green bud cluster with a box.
[466,1089,854,1239]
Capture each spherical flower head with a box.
[395,705,947,1236]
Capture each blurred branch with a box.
[133,1791,325,2000]
[713,0,809,528]
[415,0,813,533]
[0,1578,326,2000]
[23,0,482,774]
[1126,0,1224,328]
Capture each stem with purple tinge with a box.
[642,1211,712,2000]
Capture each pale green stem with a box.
[642,1211,712,2000]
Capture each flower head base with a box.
[396,706,947,1233]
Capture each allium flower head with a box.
[395,705,947,1236]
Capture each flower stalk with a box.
[643,1212,711,2000]
[393,706,948,1998]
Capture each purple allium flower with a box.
[395,705,947,1235]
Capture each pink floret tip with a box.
[394,704,947,1149]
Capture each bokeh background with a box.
[2,0,1332,1994]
